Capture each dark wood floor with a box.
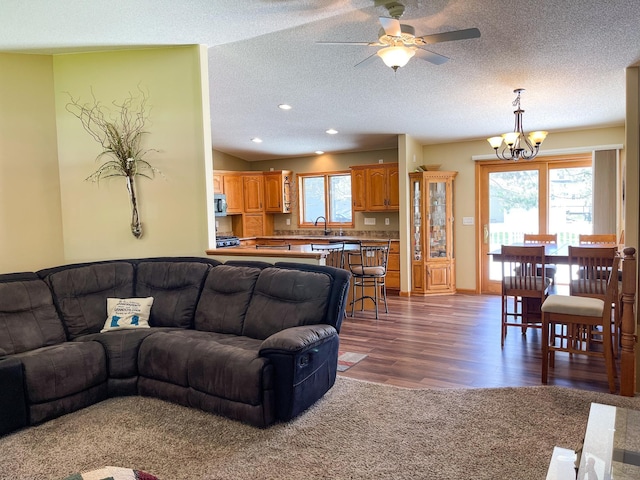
[338,293,616,393]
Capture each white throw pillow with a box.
[101,297,153,333]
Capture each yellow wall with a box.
[422,126,625,291]
[53,46,211,262]
[0,53,65,273]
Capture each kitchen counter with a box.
[205,236,397,276]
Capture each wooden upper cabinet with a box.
[264,170,293,213]
[351,163,399,212]
[243,174,264,213]
[351,167,366,211]
[223,174,243,214]
[213,174,223,194]
[387,165,399,210]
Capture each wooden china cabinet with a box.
[409,171,457,295]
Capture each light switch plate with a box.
[462,217,474,226]
[364,217,376,225]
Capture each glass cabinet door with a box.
[428,180,448,258]
[411,178,422,261]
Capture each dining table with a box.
[489,242,622,264]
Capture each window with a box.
[298,171,353,227]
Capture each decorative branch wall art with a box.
[66,88,160,238]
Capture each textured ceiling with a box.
[1,0,640,161]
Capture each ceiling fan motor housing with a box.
[378,23,415,44]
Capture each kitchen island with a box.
[206,235,400,293]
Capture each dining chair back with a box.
[541,255,620,393]
[348,240,390,320]
[578,234,617,245]
[523,233,558,283]
[311,243,345,269]
[500,245,551,347]
[523,233,557,244]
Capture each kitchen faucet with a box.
[313,216,331,236]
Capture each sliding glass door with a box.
[478,155,592,294]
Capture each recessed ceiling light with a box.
[278,104,292,110]
[326,128,338,135]
[315,150,325,155]
[251,137,263,143]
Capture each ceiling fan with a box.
[318,1,480,71]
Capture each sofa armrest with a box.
[259,324,337,354]
[258,325,339,422]
[0,356,28,435]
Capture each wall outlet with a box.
[215,220,219,229]
[378,159,384,164]
[269,167,274,171]
[462,217,474,226]
[385,217,390,225]
[286,218,291,225]
[364,217,376,225]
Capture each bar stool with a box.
[347,240,390,319]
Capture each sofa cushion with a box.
[242,267,332,339]
[138,330,269,405]
[194,265,261,335]
[43,262,135,339]
[0,277,66,355]
[135,261,211,328]
[75,329,164,378]
[14,341,107,404]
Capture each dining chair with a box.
[311,243,345,269]
[541,255,620,393]
[578,234,617,245]
[500,245,551,347]
[347,239,390,320]
[568,245,619,356]
[523,233,558,284]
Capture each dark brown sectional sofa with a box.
[0,257,350,435]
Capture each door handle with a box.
[483,224,489,244]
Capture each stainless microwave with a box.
[214,193,227,217]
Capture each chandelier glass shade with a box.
[377,46,415,71]
[487,89,548,161]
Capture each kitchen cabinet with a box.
[213,174,223,194]
[232,213,274,237]
[264,170,293,213]
[409,171,457,295]
[366,164,399,211]
[222,174,243,214]
[385,241,400,291]
[243,174,264,213]
[350,163,399,212]
[351,167,366,211]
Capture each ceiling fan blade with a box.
[417,27,481,44]
[379,16,401,36]
[354,52,379,68]
[415,48,450,65]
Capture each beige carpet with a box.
[2,377,640,480]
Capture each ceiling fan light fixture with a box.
[377,45,415,70]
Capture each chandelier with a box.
[487,88,548,161]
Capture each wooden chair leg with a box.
[603,325,617,393]
[541,313,549,384]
